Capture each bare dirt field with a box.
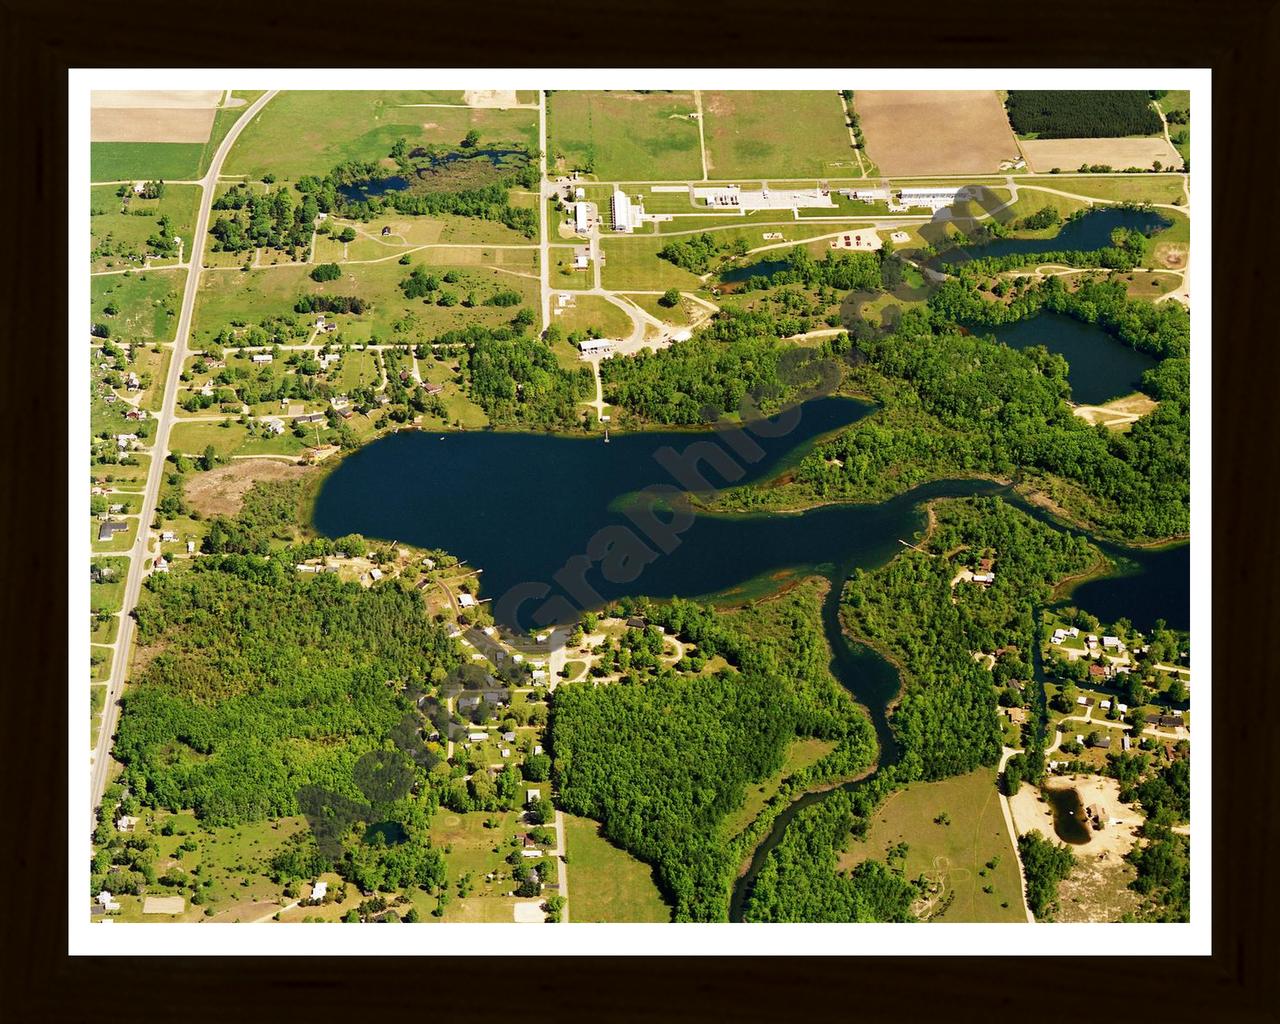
[92,90,223,109]
[513,901,545,923]
[142,895,186,915]
[184,459,311,517]
[855,91,1019,176]
[463,90,524,108]
[92,106,217,143]
[1020,136,1181,173]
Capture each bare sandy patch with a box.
[513,901,545,923]
[855,91,1019,175]
[463,90,521,108]
[1020,137,1181,173]
[92,90,222,109]
[1008,781,1058,838]
[92,106,216,144]
[1044,774,1141,859]
[184,459,311,517]
[1073,392,1158,431]
[142,895,186,915]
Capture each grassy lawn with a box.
[1158,90,1191,166]
[169,420,306,459]
[551,295,633,339]
[90,184,201,271]
[91,517,137,553]
[701,91,857,179]
[562,813,671,922]
[191,260,537,348]
[224,92,538,181]
[838,766,1025,923]
[548,91,703,181]
[721,737,838,840]
[93,456,150,491]
[622,292,697,327]
[90,556,129,615]
[600,237,705,291]
[1037,175,1186,205]
[90,684,106,746]
[997,189,1090,227]
[91,269,186,343]
[90,646,114,682]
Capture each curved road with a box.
[89,90,280,828]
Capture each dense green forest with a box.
[1005,91,1163,138]
[210,182,315,257]
[549,589,877,921]
[1017,830,1076,919]
[844,496,1096,781]
[116,556,459,824]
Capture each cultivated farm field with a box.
[549,91,703,181]
[1020,137,1182,174]
[854,91,1019,176]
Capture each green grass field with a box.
[562,813,671,922]
[599,237,705,291]
[91,517,137,553]
[168,420,306,459]
[90,556,130,615]
[90,184,201,271]
[91,269,186,343]
[192,259,537,347]
[548,91,703,181]
[223,91,538,181]
[1158,90,1191,166]
[701,91,857,179]
[551,295,633,339]
[839,766,1025,923]
[90,684,106,746]
[1037,175,1186,205]
[91,142,207,183]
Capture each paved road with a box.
[89,90,279,829]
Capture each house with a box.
[502,731,516,742]
[534,745,543,756]
[126,372,140,390]
[251,352,273,364]
[457,592,476,608]
[381,226,392,236]
[115,434,138,449]
[500,748,511,758]
[296,563,319,573]
[1076,695,1089,706]
[1066,627,1080,638]
[521,849,543,858]
[186,540,196,554]
[1092,735,1112,750]
[1102,635,1122,650]
[971,572,995,585]
[1100,700,1112,710]
[1121,734,1132,751]
[116,815,138,833]
[572,247,590,270]
[294,412,326,424]
[154,556,168,572]
[160,530,176,542]
[96,891,121,912]
[457,695,481,711]
[1005,707,1028,725]
[97,520,128,542]
[103,392,117,404]
[468,732,488,742]
[368,567,383,581]
[262,417,285,435]
[977,557,994,572]
[423,382,444,396]
[1088,663,1108,679]
[1116,702,1128,713]
[125,408,147,421]
[311,881,328,902]
[626,616,647,629]
[526,789,541,805]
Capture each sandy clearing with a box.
[142,895,186,915]
[92,106,216,143]
[1020,136,1181,173]
[92,90,223,109]
[184,459,311,517]
[855,91,1019,176]
[1009,776,1141,861]
[1073,393,1158,430]
[513,901,545,923]
[463,90,521,108]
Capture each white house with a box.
[96,890,121,911]
[262,417,285,436]
[458,592,476,608]
[186,540,196,554]
[160,530,176,542]
[369,568,383,581]
[311,881,328,901]
[1102,636,1122,650]
[574,202,590,234]
[520,849,542,858]
[526,789,540,805]
[251,352,274,364]
[468,732,488,742]
[971,572,995,584]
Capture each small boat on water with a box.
[604,428,610,443]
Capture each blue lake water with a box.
[940,207,1171,266]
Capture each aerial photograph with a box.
[82,82,1195,933]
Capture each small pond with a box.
[1045,786,1092,845]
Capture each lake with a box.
[967,312,1158,405]
[939,207,1171,267]
[312,396,1189,917]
